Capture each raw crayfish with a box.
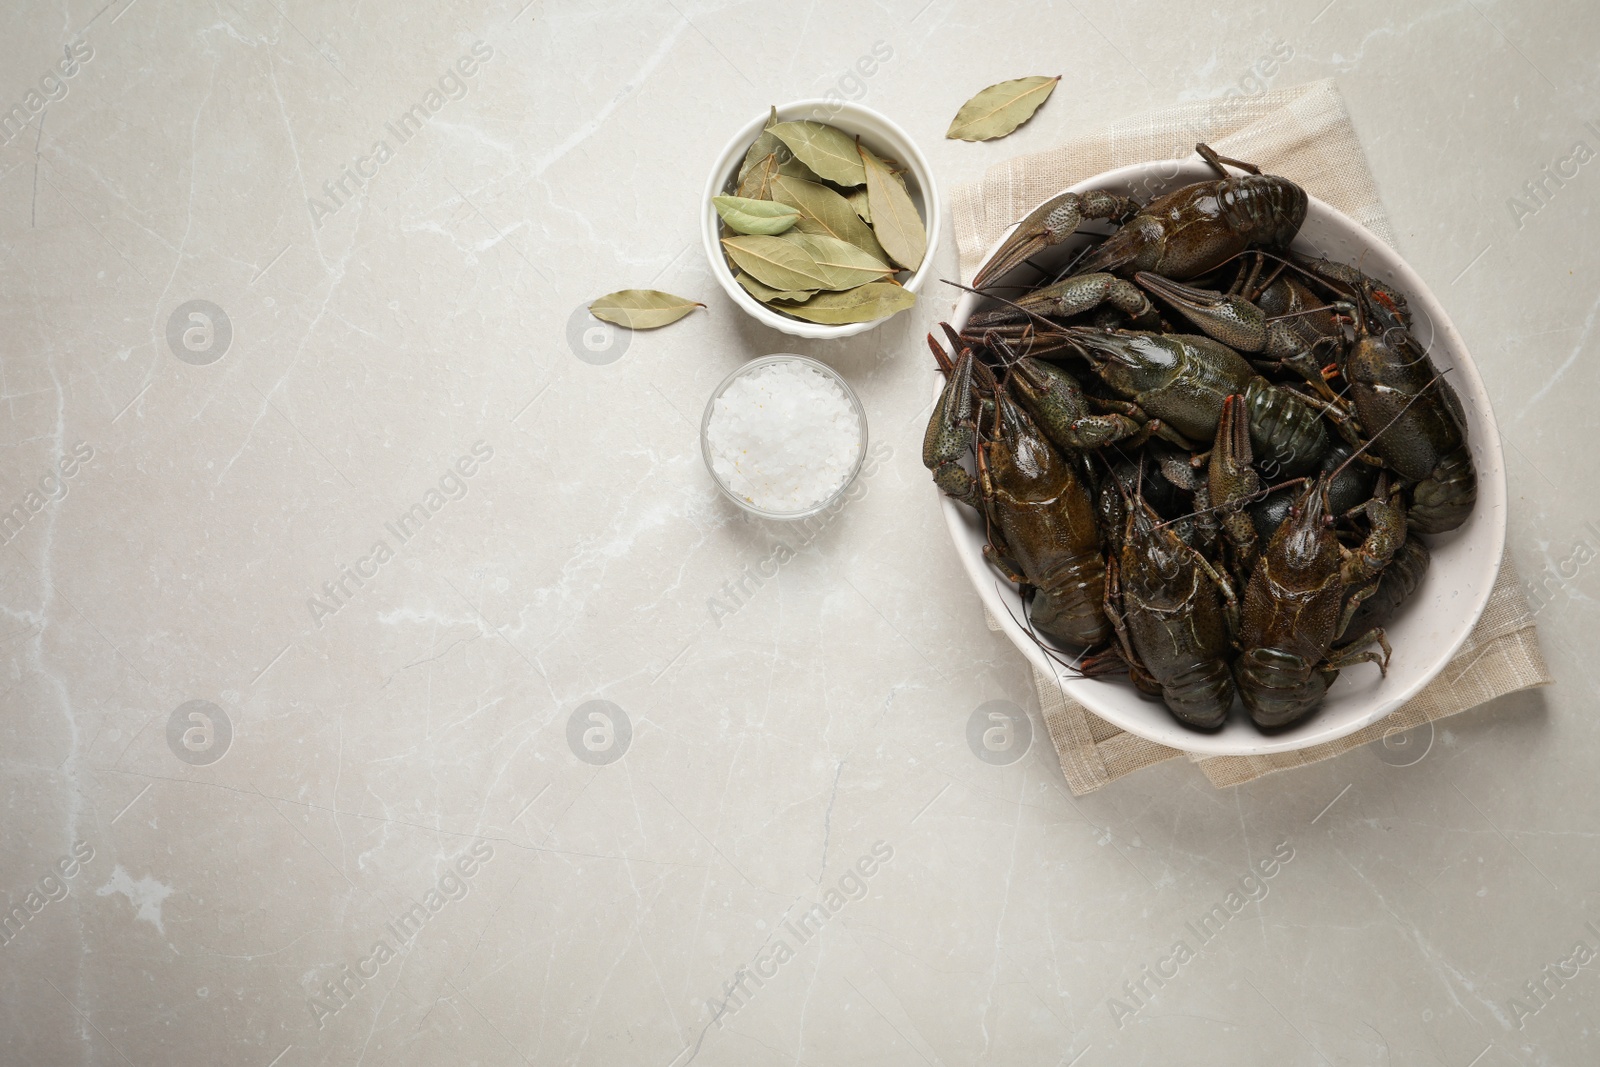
[973,144,1306,289]
[923,145,1476,732]
[924,333,1111,648]
[1098,480,1239,730]
[1234,472,1403,727]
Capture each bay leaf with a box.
[782,232,896,290]
[736,272,817,303]
[722,235,833,292]
[777,154,823,182]
[737,152,779,200]
[846,187,872,224]
[736,107,786,187]
[859,144,926,271]
[735,110,824,186]
[768,121,867,187]
[712,195,802,236]
[588,290,705,329]
[946,75,1060,141]
[770,174,887,261]
[773,282,916,324]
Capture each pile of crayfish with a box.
[924,144,1477,732]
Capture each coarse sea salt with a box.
[706,360,863,514]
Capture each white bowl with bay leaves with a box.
[702,100,941,339]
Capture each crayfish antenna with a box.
[994,581,1093,677]
[1196,142,1262,177]
[1216,249,1367,306]
[1045,233,1113,287]
[985,329,1040,381]
[1151,475,1310,531]
[1265,302,1348,323]
[941,278,1063,337]
[1323,370,1445,486]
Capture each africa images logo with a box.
[0,841,95,948]
[165,300,233,366]
[166,700,233,766]
[706,841,894,1028]
[0,442,94,545]
[307,442,493,627]
[966,699,1032,766]
[307,43,495,228]
[305,842,494,1029]
[567,700,631,765]
[0,39,94,147]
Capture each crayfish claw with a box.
[973,189,1140,290]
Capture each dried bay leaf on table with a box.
[946,75,1061,141]
[773,282,915,324]
[712,195,802,235]
[722,234,833,292]
[736,272,817,304]
[588,290,705,329]
[859,143,926,271]
[768,121,868,187]
[782,232,896,290]
[770,173,887,260]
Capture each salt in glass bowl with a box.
[701,354,869,520]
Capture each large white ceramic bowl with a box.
[701,100,941,340]
[941,157,1507,756]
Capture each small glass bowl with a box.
[700,354,869,520]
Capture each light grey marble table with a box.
[1,1,1595,1064]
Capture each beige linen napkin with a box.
[951,79,1551,794]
